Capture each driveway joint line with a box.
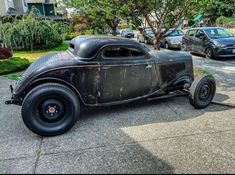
[33,136,43,174]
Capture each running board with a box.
[147,91,188,101]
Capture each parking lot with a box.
[0,44,235,173]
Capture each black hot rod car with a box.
[6,36,216,136]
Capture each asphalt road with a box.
[0,43,235,173]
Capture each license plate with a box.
[233,49,235,53]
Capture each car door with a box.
[194,29,208,54]
[185,29,197,51]
[98,45,153,104]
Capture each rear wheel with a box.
[21,83,80,136]
[189,75,216,109]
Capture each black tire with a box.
[22,83,80,136]
[144,39,148,44]
[189,75,216,109]
[205,48,214,59]
[165,42,169,49]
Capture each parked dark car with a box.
[160,29,184,49]
[181,27,235,59]
[137,28,156,44]
[121,28,134,38]
[6,36,216,136]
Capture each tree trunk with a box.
[153,38,161,50]
[111,26,117,36]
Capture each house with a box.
[0,0,28,16]
[27,0,57,17]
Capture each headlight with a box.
[213,41,226,48]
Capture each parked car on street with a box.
[116,29,122,37]
[160,29,184,49]
[121,28,134,38]
[181,27,235,59]
[6,36,216,136]
[137,28,156,44]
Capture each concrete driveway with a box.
[0,48,235,173]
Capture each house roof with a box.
[26,0,57,4]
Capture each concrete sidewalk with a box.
[0,76,234,174]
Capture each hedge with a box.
[0,57,30,75]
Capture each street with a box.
[0,43,235,173]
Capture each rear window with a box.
[69,44,75,49]
[187,30,196,37]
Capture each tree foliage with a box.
[121,0,206,49]
[62,0,126,35]
[0,14,64,51]
[203,0,235,22]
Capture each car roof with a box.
[70,35,143,58]
[187,27,224,31]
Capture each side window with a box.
[187,30,196,37]
[102,46,145,60]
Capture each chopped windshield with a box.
[166,29,184,36]
[204,28,233,39]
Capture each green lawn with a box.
[194,67,212,77]
[13,42,69,62]
[2,71,22,80]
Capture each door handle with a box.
[146,64,152,69]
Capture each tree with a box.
[0,14,63,51]
[203,0,235,23]
[62,0,126,35]
[121,0,207,49]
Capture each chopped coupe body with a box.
[11,36,193,106]
[6,36,216,136]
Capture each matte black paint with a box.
[9,36,194,106]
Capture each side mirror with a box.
[199,35,206,40]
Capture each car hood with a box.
[14,51,77,94]
[213,37,235,45]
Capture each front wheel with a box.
[189,75,216,109]
[181,44,187,51]
[144,39,148,44]
[205,48,214,59]
[165,42,169,49]
[21,83,80,136]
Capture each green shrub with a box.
[64,32,82,40]
[0,14,64,51]
[0,57,30,75]
[216,16,235,27]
